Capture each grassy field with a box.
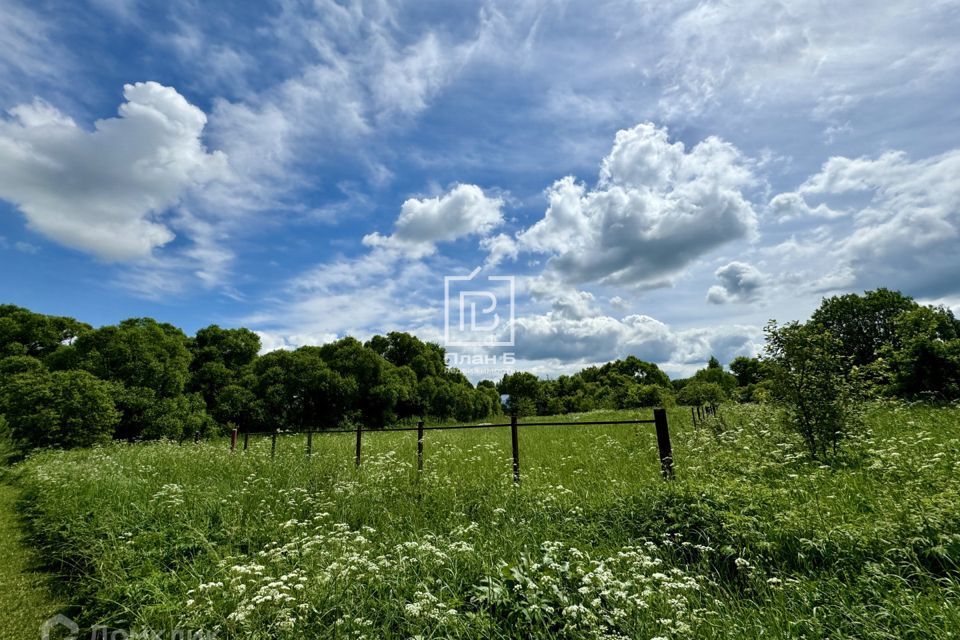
[11,404,960,638]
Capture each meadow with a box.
[14,403,960,639]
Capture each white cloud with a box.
[769,147,960,297]
[363,184,504,258]
[768,191,844,221]
[656,0,960,120]
[0,82,228,260]
[516,123,758,288]
[512,306,761,370]
[203,1,484,207]
[706,261,765,304]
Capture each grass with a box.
[0,480,62,639]
[11,403,960,638]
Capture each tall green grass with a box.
[14,404,960,638]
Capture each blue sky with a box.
[1,0,959,379]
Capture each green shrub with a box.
[763,321,860,460]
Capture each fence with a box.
[690,404,719,428]
[231,408,675,483]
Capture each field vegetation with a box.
[14,403,960,639]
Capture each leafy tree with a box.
[253,348,358,430]
[498,372,541,416]
[810,288,917,369]
[677,382,725,407]
[68,318,192,398]
[885,306,960,401]
[763,321,859,460]
[729,356,764,387]
[0,355,45,375]
[0,368,118,451]
[0,304,90,359]
[691,358,737,396]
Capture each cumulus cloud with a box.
[706,261,766,304]
[769,147,960,297]
[363,184,504,258]
[516,123,758,288]
[768,191,844,221]
[0,82,228,260]
[512,306,760,370]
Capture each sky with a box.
[1,0,959,380]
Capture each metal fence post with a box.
[654,408,674,479]
[230,428,238,453]
[511,414,521,485]
[271,430,277,458]
[417,420,424,474]
[243,432,249,451]
[355,423,362,467]
[306,430,313,457]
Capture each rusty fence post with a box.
[355,423,362,467]
[511,414,521,485]
[230,428,238,453]
[417,420,424,475]
[653,408,674,479]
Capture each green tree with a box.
[0,304,90,359]
[729,356,764,387]
[885,306,960,401]
[68,318,192,397]
[676,381,725,407]
[810,288,917,369]
[0,368,118,451]
[763,321,859,460]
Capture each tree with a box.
[68,318,192,398]
[0,368,118,451]
[498,372,540,416]
[252,348,357,431]
[763,321,859,460]
[729,356,764,387]
[676,382,725,407]
[810,288,917,369]
[0,305,90,359]
[885,306,960,401]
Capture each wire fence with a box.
[229,409,675,483]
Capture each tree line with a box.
[1,287,958,453]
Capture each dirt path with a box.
[0,481,62,639]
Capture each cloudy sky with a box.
[1,0,959,379]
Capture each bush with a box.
[0,368,119,451]
[677,381,725,407]
[763,321,860,460]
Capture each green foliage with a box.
[763,321,860,459]
[885,306,960,401]
[0,368,118,451]
[676,381,725,406]
[0,304,90,359]
[14,405,960,638]
[729,356,764,387]
[68,318,192,398]
[810,288,918,369]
